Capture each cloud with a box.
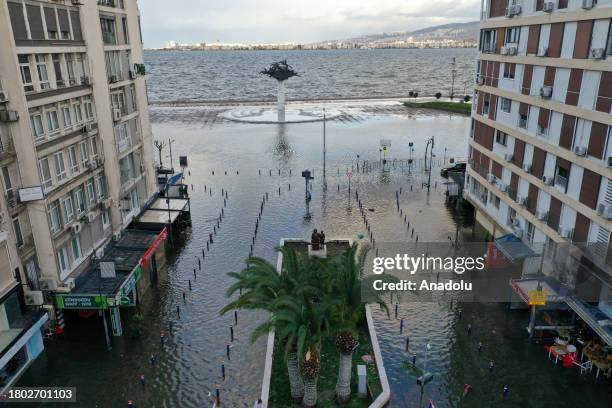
[138,0,480,47]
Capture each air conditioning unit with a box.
[513,227,523,238]
[0,90,9,103]
[71,222,82,235]
[80,75,91,86]
[506,45,518,56]
[504,153,514,162]
[523,163,532,173]
[71,0,83,5]
[517,196,526,206]
[582,0,595,10]
[24,290,44,305]
[543,176,554,185]
[597,203,612,220]
[537,46,548,57]
[39,277,57,291]
[590,48,605,60]
[574,146,587,156]
[113,108,121,122]
[558,226,571,238]
[500,46,509,55]
[477,76,485,85]
[498,183,508,192]
[536,210,548,221]
[540,86,553,98]
[0,110,19,122]
[505,4,522,17]
[487,173,497,183]
[543,2,555,12]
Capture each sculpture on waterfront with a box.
[261,60,299,122]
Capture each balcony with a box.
[554,174,568,191]
[5,190,22,213]
[17,234,35,257]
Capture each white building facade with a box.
[0,0,156,319]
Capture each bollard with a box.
[412,354,416,365]
[212,171,214,175]
[405,336,410,351]
[289,183,291,191]
[193,269,196,278]
[259,169,261,175]
[182,292,186,301]
[230,326,234,342]
[400,319,404,333]
[189,280,192,290]
[395,303,398,318]
[176,305,180,318]
[269,169,272,176]
[226,344,231,360]
[278,169,281,175]
[221,364,226,380]
[198,258,201,269]
[216,387,221,404]
[234,310,238,325]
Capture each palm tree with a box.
[221,248,325,402]
[330,244,389,404]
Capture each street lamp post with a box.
[423,137,435,192]
[168,139,175,171]
[323,108,327,189]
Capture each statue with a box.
[261,60,299,123]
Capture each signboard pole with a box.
[101,309,112,351]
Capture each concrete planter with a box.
[259,239,390,407]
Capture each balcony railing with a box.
[555,174,568,190]
[17,234,35,255]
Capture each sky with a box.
[138,0,481,48]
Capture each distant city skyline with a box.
[139,0,480,48]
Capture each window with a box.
[36,55,50,90]
[90,138,99,159]
[503,63,515,79]
[111,91,127,115]
[62,106,72,128]
[13,217,23,247]
[496,131,508,146]
[70,236,82,261]
[53,54,64,87]
[47,30,58,40]
[483,101,490,115]
[46,110,60,134]
[95,175,106,200]
[129,188,139,210]
[84,99,94,121]
[79,141,89,164]
[526,222,535,243]
[608,20,612,56]
[66,54,76,85]
[122,17,129,44]
[62,195,74,223]
[18,55,33,93]
[102,210,110,229]
[100,18,117,45]
[60,31,70,40]
[75,187,86,214]
[49,200,62,233]
[519,113,528,129]
[54,152,67,182]
[494,195,501,209]
[57,246,70,275]
[74,103,83,124]
[116,123,129,153]
[1,166,12,193]
[505,26,520,44]
[501,98,512,113]
[68,146,79,174]
[39,158,53,190]
[30,114,44,140]
[86,180,96,205]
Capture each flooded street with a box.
[17,101,612,407]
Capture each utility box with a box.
[357,364,367,398]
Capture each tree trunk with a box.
[335,352,353,403]
[287,351,305,402]
[302,375,318,407]
[277,80,286,123]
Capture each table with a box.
[549,345,567,364]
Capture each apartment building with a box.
[0,0,156,323]
[466,0,612,338]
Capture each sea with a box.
[144,48,478,103]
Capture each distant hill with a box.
[316,21,480,45]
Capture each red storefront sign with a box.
[140,227,168,268]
